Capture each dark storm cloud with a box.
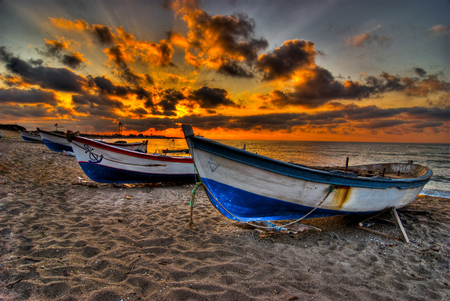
[188,86,238,109]
[38,40,66,57]
[92,24,115,44]
[106,45,142,85]
[256,40,317,81]
[36,41,85,69]
[217,61,254,78]
[413,67,427,77]
[359,119,408,129]
[0,88,59,105]
[92,76,129,96]
[0,103,57,118]
[405,106,450,121]
[156,88,185,116]
[410,121,444,129]
[1,50,87,93]
[176,102,447,133]
[61,53,84,69]
[267,67,375,108]
[232,113,308,130]
[177,113,308,131]
[176,114,235,130]
[130,107,148,117]
[265,68,448,108]
[0,46,14,62]
[71,93,124,117]
[118,117,178,132]
[341,105,408,120]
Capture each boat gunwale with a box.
[71,136,193,163]
[188,136,432,189]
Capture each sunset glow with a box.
[0,0,448,142]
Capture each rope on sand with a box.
[188,174,336,231]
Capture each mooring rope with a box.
[188,158,336,231]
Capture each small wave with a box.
[419,189,450,199]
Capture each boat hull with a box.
[38,130,73,152]
[71,136,196,183]
[182,125,432,222]
[19,131,43,142]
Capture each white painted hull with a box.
[182,125,432,221]
[70,136,195,183]
[19,130,43,142]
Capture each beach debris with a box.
[126,196,132,199]
[72,179,98,187]
[356,207,410,243]
[5,278,22,289]
[397,208,431,215]
[236,221,321,238]
[124,265,135,274]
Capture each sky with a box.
[0,0,449,143]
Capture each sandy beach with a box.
[1,130,449,301]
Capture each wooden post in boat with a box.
[345,157,349,172]
[390,208,410,243]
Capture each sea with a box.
[106,138,450,199]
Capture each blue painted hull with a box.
[22,136,41,142]
[78,161,196,184]
[202,178,377,221]
[182,124,433,222]
[42,139,73,152]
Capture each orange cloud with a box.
[168,0,267,76]
[49,18,89,31]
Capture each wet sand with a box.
[1,130,449,300]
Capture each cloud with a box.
[262,67,376,108]
[71,93,124,117]
[92,24,115,44]
[359,119,408,129]
[188,86,239,109]
[427,25,449,35]
[36,39,87,69]
[346,32,390,47]
[413,67,427,77]
[256,40,317,81]
[0,103,59,118]
[154,88,185,116]
[404,106,450,121]
[91,76,130,96]
[51,18,175,71]
[0,52,87,93]
[168,0,268,76]
[0,88,59,105]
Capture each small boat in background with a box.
[19,130,43,143]
[182,125,433,222]
[38,128,73,152]
[68,135,196,183]
[38,128,148,153]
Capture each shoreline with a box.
[1,131,449,301]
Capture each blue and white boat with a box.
[182,125,433,222]
[38,128,73,152]
[19,130,43,143]
[68,135,196,183]
[38,128,148,153]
